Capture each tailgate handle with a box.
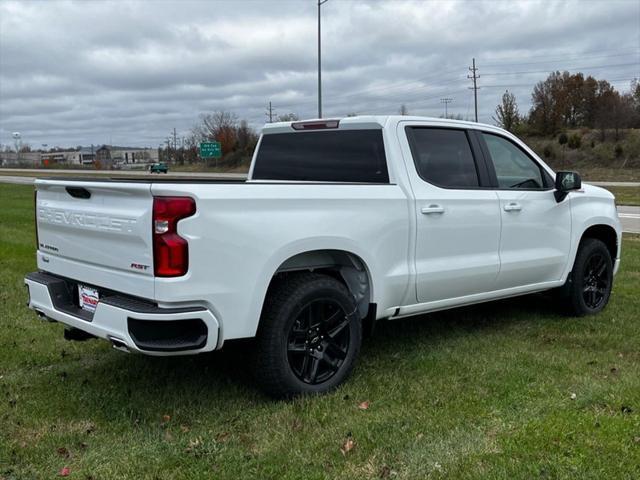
[65,187,91,199]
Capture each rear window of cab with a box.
[252,130,389,183]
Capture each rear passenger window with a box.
[253,130,388,183]
[406,128,479,188]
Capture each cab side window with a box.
[482,133,547,189]
[406,127,479,188]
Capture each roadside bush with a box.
[558,133,568,146]
[568,134,581,149]
[614,144,624,158]
[592,143,613,163]
[543,145,554,159]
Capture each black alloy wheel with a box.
[559,237,614,316]
[582,252,610,309]
[254,272,362,398]
[286,298,351,385]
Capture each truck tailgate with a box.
[35,179,155,298]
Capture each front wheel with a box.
[560,238,613,316]
[255,273,362,398]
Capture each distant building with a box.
[0,145,158,168]
[95,145,112,167]
[0,151,41,167]
[95,145,158,168]
[41,147,95,166]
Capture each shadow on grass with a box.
[25,292,564,422]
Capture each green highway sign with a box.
[199,141,222,159]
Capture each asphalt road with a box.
[1,170,638,233]
[618,206,640,234]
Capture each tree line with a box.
[167,111,303,166]
[494,73,640,140]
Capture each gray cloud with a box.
[0,0,638,148]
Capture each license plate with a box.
[78,284,99,313]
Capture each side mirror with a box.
[554,171,582,202]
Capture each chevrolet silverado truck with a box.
[25,116,622,397]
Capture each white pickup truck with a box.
[26,116,622,397]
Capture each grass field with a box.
[603,186,640,207]
[1,183,639,479]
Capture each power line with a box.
[481,50,639,68]
[468,58,480,122]
[483,61,639,77]
[476,46,639,66]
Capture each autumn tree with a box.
[194,110,238,157]
[493,90,519,132]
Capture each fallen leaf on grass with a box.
[59,466,70,477]
[216,431,230,442]
[180,425,190,433]
[187,437,202,451]
[162,414,171,423]
[633,436,640,444]
[570,393,577,400]
[340,437,355,456]
[56,447,70,458]
[358,401,370,410]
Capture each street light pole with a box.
[318,0,328,118]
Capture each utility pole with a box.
[173,128,177,151]
[266,101,274,123]
[468,58,480,122]
[317,0,328,118]
[440,98,453,118]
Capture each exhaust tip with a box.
[109,337,130,353]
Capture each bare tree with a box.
[493,90,520,132]
[277,113,299,122]
[194,111,238,142]
[399,104,409,116]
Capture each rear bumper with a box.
[25,271,220,356]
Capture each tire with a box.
[560,238,613,316]
[254,272,362,398]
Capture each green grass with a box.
[602,186,640,207]
[1,183,639,479]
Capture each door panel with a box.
[496,190,571,288]
[479,132,572,288]
[400,125,501,304]
[414,189,501,302]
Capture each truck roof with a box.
[261,115,497,134]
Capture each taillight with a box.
[152,196,196,277]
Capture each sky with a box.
[0,0,639,149]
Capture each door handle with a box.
[421,204,445,214]
[503,202,522,212]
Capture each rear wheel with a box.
[255,273,361,398]
[560,238,613,316]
